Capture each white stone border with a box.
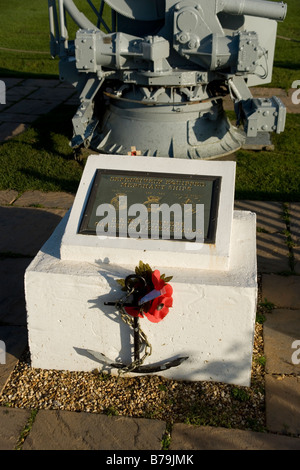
[61,155,236,270]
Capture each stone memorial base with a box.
[25,209,257,387]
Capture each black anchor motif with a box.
[83,274,188,374]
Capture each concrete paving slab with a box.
[287,89,300,114]
[264,309,300,375]
[0,406,31,450]
[234,201,289,272]
[0,122,28,142]
[5,86,38,102]
[293,248,300,274]
[0,326,28,393]
[64,96,80,106]
[28,87,75,102]
[289,202,300,273]
[222,95,234,111]
[169,423,300,450]
[289,203,300,238]
[0,258,33,326]
[265,375,300,436]
[0,112,39,123]
[256,232,290,273]
[262,274,300,309]
[57,81,76,89]
[20,79,60,88]
[0,78,23,89]
[0,206,66,256]
[22,410,166,450]
[250,87,288,99]
[14,191,74,209]
[0,190,18,205]
[6,99,59,116]
[234,200,285,234]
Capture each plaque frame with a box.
[78,169,221,244]
[60,155,236,271]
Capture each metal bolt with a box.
[188,40,197,49]
[179,33,188,43]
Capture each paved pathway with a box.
[0,77,77,143]
[0,78,299,450]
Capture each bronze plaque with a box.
[78,170,221,243]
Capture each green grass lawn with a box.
[0,104,83,194]
[0,0,111,77]
[0,0,57,77]
[270,0,300,89]
[235,114,300,202]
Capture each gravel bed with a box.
[0,320,265,431]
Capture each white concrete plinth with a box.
[25,209,257,387]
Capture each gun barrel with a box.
[219,0,287,22]
[63,0,101,30]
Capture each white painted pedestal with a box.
[25,209,257,387]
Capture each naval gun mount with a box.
[49,0,287,159]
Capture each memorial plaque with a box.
[79,170,221,243]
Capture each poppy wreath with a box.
[116,261,173,323]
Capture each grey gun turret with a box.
[49,0,287,159]
[217,0,286,20]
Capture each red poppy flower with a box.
[152,269,165,290]
[144,295,173,323]
[124,269,173,323]
[152,270,173,296]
